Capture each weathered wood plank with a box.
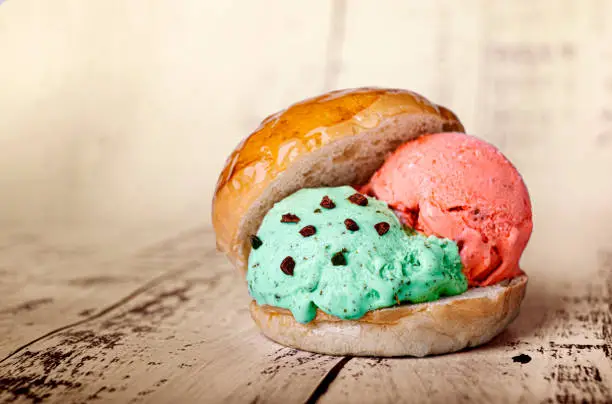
[0,244,342,403]
[0,227,212,359]
[2,244,610,403]
[317,254,612,404]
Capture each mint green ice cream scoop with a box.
[246,186,467,323]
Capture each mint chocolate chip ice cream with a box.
[247,186,467,323]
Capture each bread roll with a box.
[251,275,527,357]
[212,88,464,271]
[212,87,526,356]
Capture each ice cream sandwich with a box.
[212,88,531,357]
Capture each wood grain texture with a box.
[1,229,610,403]
[318,262,612,404]
[0,229,343,403]
[0,227,209,359]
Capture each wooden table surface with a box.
[0,226,610,404]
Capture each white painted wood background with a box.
[0,1,611,403]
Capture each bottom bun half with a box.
[250,275,527,357]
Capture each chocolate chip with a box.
[348,193,368,206]
[512,354,531,364]
[281,213,300,223]
[320,196,335,209]
[249,235,263,249]
[344,219,359,231]
[314,208,322,213]
[299,225,316,237]
[280,256,295,275]
[374,222,390,235]
[331,251,347,266]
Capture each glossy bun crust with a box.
[212,88,464,271]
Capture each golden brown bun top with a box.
[212,87,464,268]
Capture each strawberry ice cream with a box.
[362,132,532,286]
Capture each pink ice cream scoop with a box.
[362,132,533,286]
